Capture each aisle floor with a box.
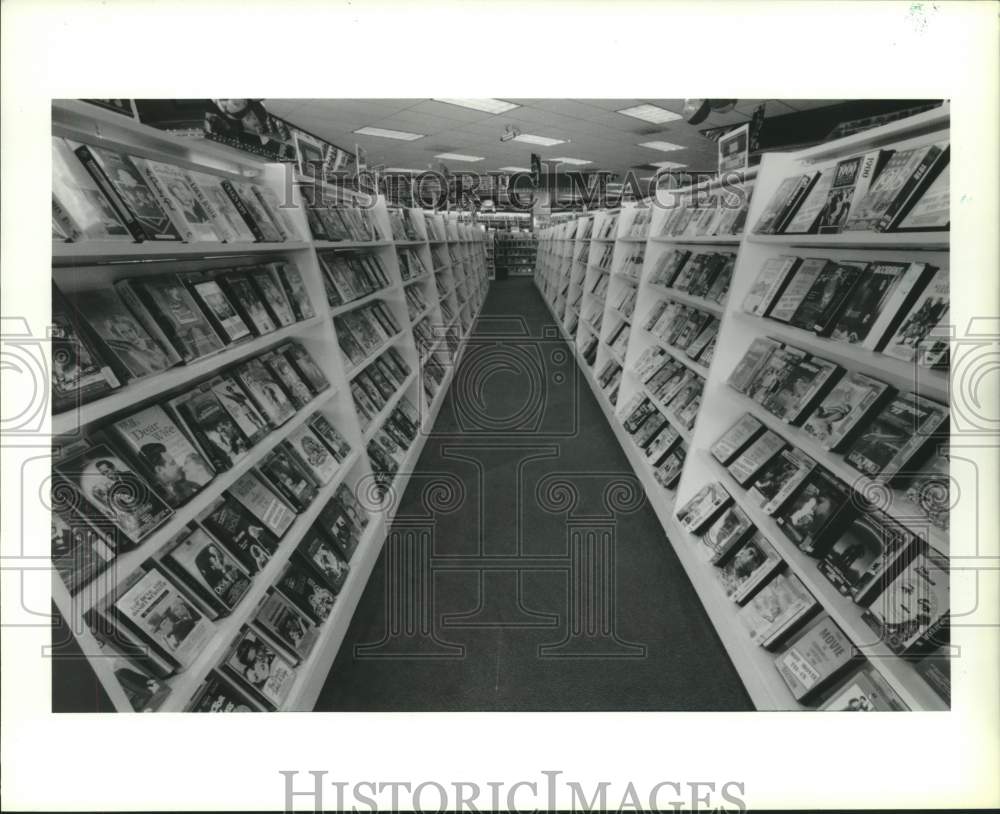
[316,277,754,711]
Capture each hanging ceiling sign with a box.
[718,123,750,174]
[531,153,542,187]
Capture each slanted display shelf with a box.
[536,104,952,710]
[49,100,489,712]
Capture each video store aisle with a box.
[43,99,958,717]
[315,277,754,711]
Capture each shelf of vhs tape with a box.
[534,190,790,709]
[535,104,953,709]
[671,103,952,711]
[494,232,538,276]
[561,215,594,339]
[50,100,488,712]
[535,217,577,326]
[574,209,620,378]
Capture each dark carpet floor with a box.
[315,276,754,711]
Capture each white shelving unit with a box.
[535,105,952,710]
[50,101,489,712]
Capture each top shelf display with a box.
[53,100,476,270]
[745,106,949,246]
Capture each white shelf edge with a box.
[52,316,327,436]
[361,371,418,442]
[52,240,313,265]
[731,311,949,403]
[283,513,387,709]
[747,232,949,251]
[639,326,710,379]
[346,331,407,381]
[696,448,948,712]
[328,284,400,318]
[157,449,364,712]
[646,283,726,318]
[726,389,949,554]
[71,386,342,611]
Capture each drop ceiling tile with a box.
[503,106,573,126]
[299,99,418,120]
[579,110,648,130]
[576,121,672,143]
[287,106,366,125]
[295,117,369,136]
[409,100,507,122]
[370,110,457,133]
[590,100,690,125]
[644,99,688,113]
[337,97,418,109]
[575,99,643,111]
[510,113,584,135]
[534,99,618,120]
[284,99,353,114]
[691,109,753,126]
[261,97,850,183]
[465,121,544,141]
[283,113,349,134]
[439,130,492,146]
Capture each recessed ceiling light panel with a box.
[434,98,519,114]
[651,160,687,169]
[512,134,565,146]
[639,141,685,152]
[354,126,424,141]
[435,153,485,162]
[551,157,591,165]
[498,166,531,172]
[617,104,683,124]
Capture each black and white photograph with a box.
[3,1,998,812]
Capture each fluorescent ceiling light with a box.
[651,160,687,169]
[639,140,685,152]
[498,166,531,172]
[434,98,519,114]
[435,153,484,162]
[513,134,565,146]
[551,157,591,165]
[617,104,683,123]
[354,126,424,141]
[384,168,424,173]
